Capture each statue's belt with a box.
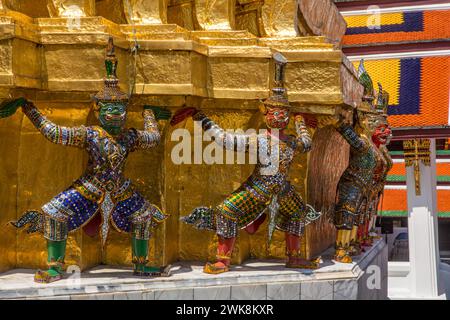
[73,177,133,204]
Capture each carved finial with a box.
[263,53,289,108]
[105,36,118,79]
[93,36,128,104]
[273,52,287,87]
[376,82,390,115]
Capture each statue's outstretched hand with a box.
[293,112,318,129]
[170,107,199,126]
[144,105,172,121]
[315,115,339,128]
[338,109,353,126]
[0,97,28,119]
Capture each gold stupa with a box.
[0,0,362,272]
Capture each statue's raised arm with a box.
[127,107,163,150]
[193,111,252,152]
[0,97,87,148]
[22,101,87,148]
[293,114,312,153]
[334,117,370,153]
[171,107,253,152]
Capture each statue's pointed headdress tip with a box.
[357,58,375,102]
[93,36,129,104]
[263,52,290,109]
[358,59,366,76]
[376,82,390,115]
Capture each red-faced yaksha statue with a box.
[360,83,393,247]
[333,60,392,263]
[171,53,322,274]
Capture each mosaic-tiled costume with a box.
[334,123,382,230]
[363,145,392,241]
[333,60,391,263]
[6,37,170,283]
[184,111,319,239]
[174,53,321,274]
[18,104,166,244]
[362,84,393,245]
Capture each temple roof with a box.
[338,3,450,217]
[350,56,449,128]
[342,7,450,129]
[343,9,450,47]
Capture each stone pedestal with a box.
[0,238,388,300]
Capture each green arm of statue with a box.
[335,122,369,152]
[0,98,27,118]
[144,105,171,121]
[0,98,87,148]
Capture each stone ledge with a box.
[0,239,387,300]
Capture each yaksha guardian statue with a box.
[171,53,322,274]
[361,83,393,246]
[2,37,170,283]
[332,60,392,263]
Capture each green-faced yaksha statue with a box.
[2,37,171,283]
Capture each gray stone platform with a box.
[0,239,387,300]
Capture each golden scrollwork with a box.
[403,139,431,195]
[47,0,96,17]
